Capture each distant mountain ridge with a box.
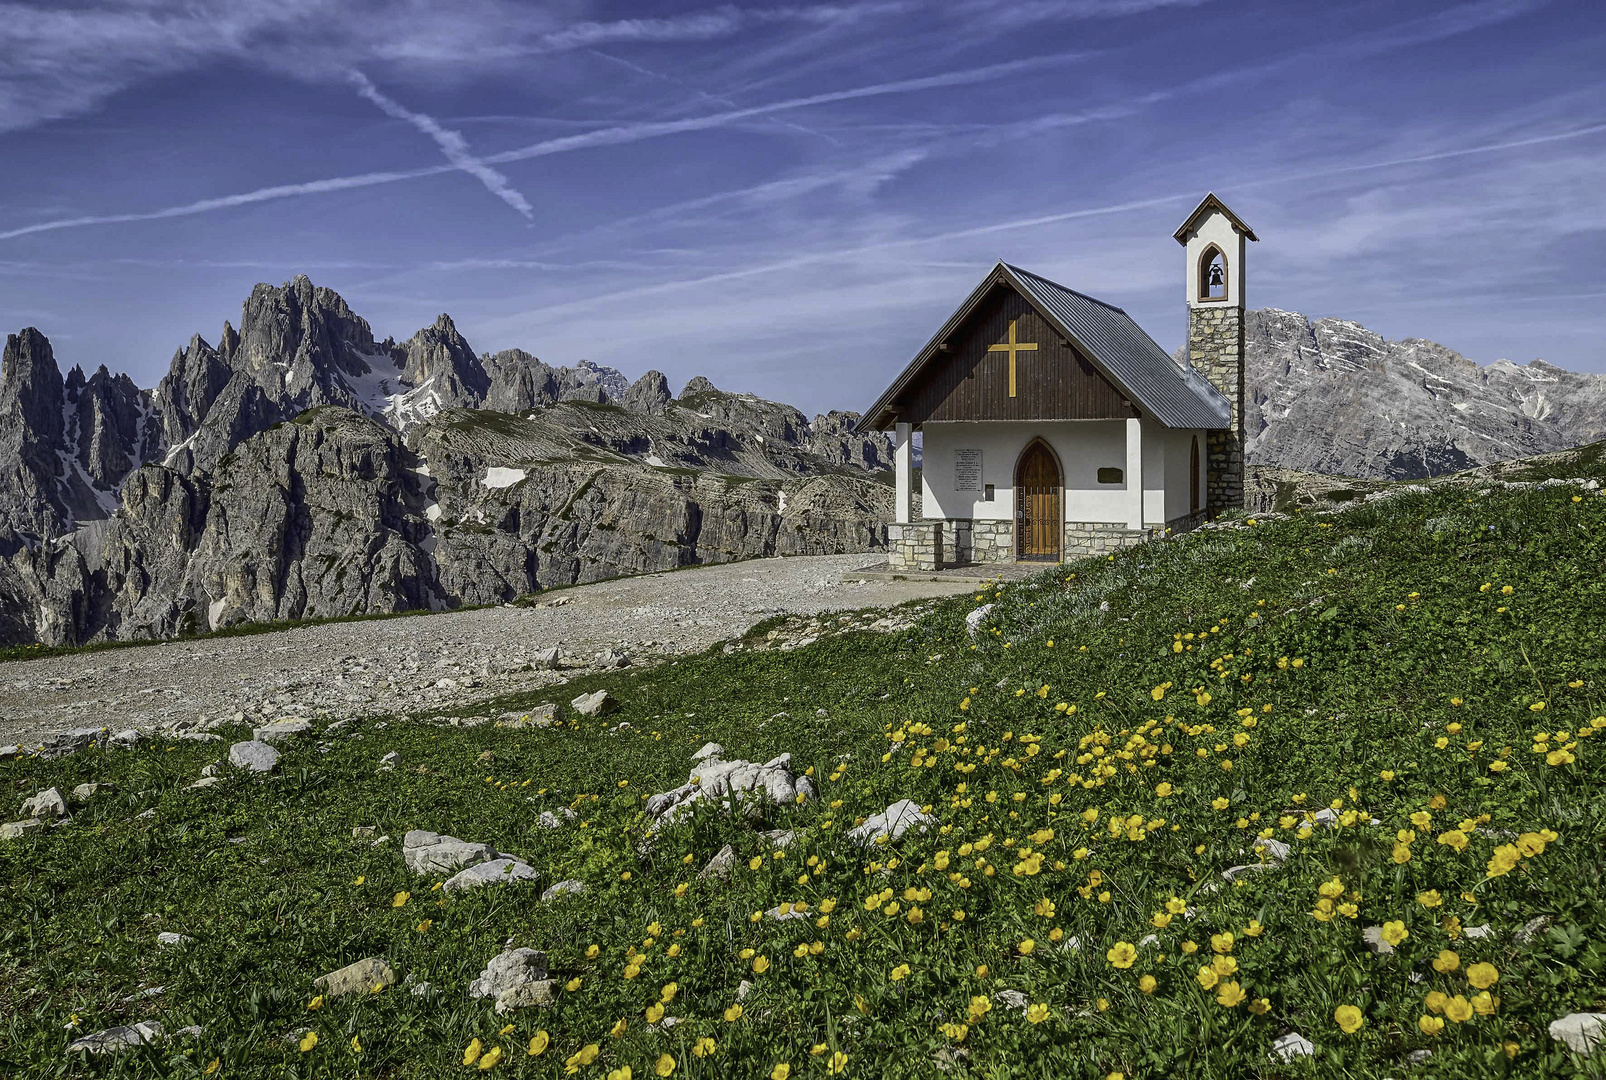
[1241,309,1606,479]
[0,276,894,645]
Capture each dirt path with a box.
[0,555,973,747]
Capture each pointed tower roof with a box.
[1173,193,1258,245]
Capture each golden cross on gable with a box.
[988,318,1038,397]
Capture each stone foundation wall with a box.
[936,519,1014,565]
[1190,304,1244,516]
[1165,510,1209,536]
[887,520,943,572]
[1064,521,1155,556]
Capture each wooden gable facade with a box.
[886,282,1136,427]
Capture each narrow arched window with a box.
[1198,246,1227,302]
[1190,435,1201,514]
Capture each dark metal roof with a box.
[1004,264,1230,429]
[858,262,1230,431]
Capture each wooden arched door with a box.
[1015,439,1062,561]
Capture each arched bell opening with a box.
[1198,245,1228,302]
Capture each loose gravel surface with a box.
[0,555,972,746]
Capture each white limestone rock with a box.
[1269,1032,1315,1062]
[469,947,549,999]
[228,740,280,773]
[537,808,577,830]
[847,799,935,847]
[646,749,815,823]
[252,718,312,744]
[21,787,68,819]
[964,604,994,636]
[444,858,540,893]
[313,956,397,998]
[495,980,557,1014]
[71,782,108,803]
[402,830,500,875]
[541,879,586,901]
[1550,1013,1606,1055]
[1,818,45,840]
[67,1022,164,1054]
[156,932,195,949]
[698,844,737,881]
[189,776,223,789]
[109,730,141,749]
[570,690,617,717]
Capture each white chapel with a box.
[859,193,1256,570]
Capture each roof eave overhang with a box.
[855,262,1013,433]
[1172,192,1259,245]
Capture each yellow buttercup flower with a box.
[1196,966,1219,991]
[724,1004,743,1022]
[528,1031,550,1057]
[770,1064,791,1080]
[692,1037,717,1058]
[1106,941,1137,968]
[1432,950,1460,973]
[1419,1014,1445,1035]
[463,1038,483,1066]
[566,1044,600,1069]
[1215,981,1247,1008]
[1138,974,1157,994]
[1334,1005,1363,1034]
[1381,921,1409,947]
[391,891,410,907]
[477,1046,503,1070]
[645,1003,665,1023]
[827,1051,848,1075]
[299,1031,319,1053]
[1025,1002,1050,1024]
[1444,995,1474,1023]
[1467,962,1499,989]
[654,1054,676,1077]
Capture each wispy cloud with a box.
[0,50,1090,242]
[349,71,533,218]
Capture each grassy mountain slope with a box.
[4,448,1606,1078]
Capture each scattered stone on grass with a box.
[444,858,541,894]
[1361,926,1394,955]
[352,826,377,839]
[109,730,141,749]
[847,799,935,847]
[1550,1013,1605,1055]
[189,776,223,789]
[402,830,500,875]
[67,1022,164,1054]
[0,744,18,759]
[570,689,617,717]
[964,604,994,636]
[156,932,195,949]
[495,980,558,1014]
[537,808,577,830]
[533,646,561,670]
[252,719,312,744]
[1463,923,1493,940]
[70,782,109,802]
[1515,915,1553,944]
[541,879,586,901]
[2,818,44,840]
[470,947,549,1002]
[228,740,280,773]
[646,750,815,824]
[1269,1033,1316,1062]
[699,844,736,881]
[21,787,68,819]
[313,956,397,999]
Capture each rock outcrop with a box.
[1240,309,1606,479]
[0,278,894,645]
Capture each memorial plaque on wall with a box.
[954,448,983,491]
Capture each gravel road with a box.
[0,555,972,747]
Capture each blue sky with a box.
[1,0,1602,415]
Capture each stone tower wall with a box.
[1190,304,1245,515]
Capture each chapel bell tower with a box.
[1174,193,1257,516]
